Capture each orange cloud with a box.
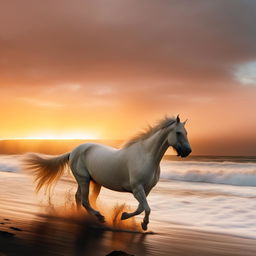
[0,1,256,155]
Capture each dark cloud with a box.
[1,0,256,88]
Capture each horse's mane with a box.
[122,116,176,148]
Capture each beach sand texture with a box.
[1,156,256,256]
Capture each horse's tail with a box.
[23,152,70,192]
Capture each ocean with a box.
[155,156,256,239]
[1,154,256,239]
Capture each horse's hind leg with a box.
[75,185,82,210]
[73,167,105,222]
[75,181,101,211]
[79,176,105,222]
[89,181,101,209]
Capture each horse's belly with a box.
[85,149,130,192]
[90,167,130,192]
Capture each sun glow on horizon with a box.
[0,132,101,140]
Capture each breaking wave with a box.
[161,161,256,187]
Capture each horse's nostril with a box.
[183,148,191,157]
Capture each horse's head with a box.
[167,115,192,158]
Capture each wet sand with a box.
[1,171,256,256]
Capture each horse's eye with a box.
[176,132,182,135]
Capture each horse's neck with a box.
[143,129,169,165]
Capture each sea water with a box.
[1,155,256,239]
[151,156,256,239]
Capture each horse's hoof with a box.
[98,216,105,223]
[96,213,105,223]
[121,212,129,220]
[141,222,148,231]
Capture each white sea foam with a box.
[160,161,256,187]
[148,180,256,239]
[0,155,20,173]
[150,160,256,238]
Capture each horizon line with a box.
[0,138,123,141]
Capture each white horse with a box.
[23,116,191,230]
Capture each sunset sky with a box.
[0,0,256,155]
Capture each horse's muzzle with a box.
[180,147,192,157]
[174,145,192,158]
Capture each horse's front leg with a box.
[121,187,151,220]
[121,203,144,220]
[128,185,151,230]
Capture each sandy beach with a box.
[1,156,256,256]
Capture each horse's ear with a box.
[183,119,188,125]
[176,115,180,123]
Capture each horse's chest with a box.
[141,167,160,189]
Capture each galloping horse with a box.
[23,116,191,230]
